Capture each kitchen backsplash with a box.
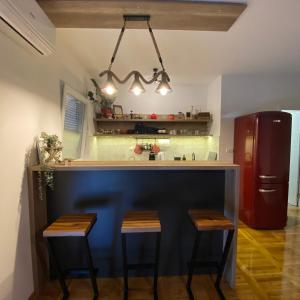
[89,136,219,161]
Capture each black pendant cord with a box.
[147,20,166,72]
[108,17,166,73]
[108,19,127,71]
[101,15,171,88]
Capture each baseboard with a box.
[28,291,37,300]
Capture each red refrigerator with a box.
[234,111,292,229]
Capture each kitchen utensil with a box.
[151,144,160,154]
[177,112,185,120]
[149,152,156,160]
[134,144,142,155]
[158,129,167,134]
[157,152,165,160]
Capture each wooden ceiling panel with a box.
[37,0,247,31]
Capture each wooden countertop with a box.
[30,161,239,171]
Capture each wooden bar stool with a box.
[121,211,161,300]
[43,214,99,299]
[187,210,235,300]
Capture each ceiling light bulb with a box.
[158,86,170,96]
[129,74,145,96]
[156,75,172,96]
[132,86,144,96]
[101,75,118,96]
[103,85,116,96]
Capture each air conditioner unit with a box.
[0,0,55,55]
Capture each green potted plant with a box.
[37,132,63,193]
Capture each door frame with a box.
[282,110,300,207]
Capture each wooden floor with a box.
[35,206,300,300]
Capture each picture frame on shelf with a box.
[113,105,123,119]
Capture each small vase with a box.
[44,146,63,163]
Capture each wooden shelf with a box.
[94,113,212,137]
[94,134,211,138]
[94,118,211,123]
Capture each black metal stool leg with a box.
[47,238,69,299]
[153,232,161,300]
[186,231,200,300]
[215,229,235,300]
[84,236,99,299]
[122,233,129,300]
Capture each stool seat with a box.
[121,210,161,233]
[188,210,234,231]
[43,213,97,237]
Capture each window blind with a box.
[64,96,85,132]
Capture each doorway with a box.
[283,110,300,206]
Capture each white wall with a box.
[219,118,235,161]
[207,76,222,137]
[219,73,300,161]
[0,31,89,300]
[112,83,207,115]
[222,74,300,117]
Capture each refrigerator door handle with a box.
[259,189,277,193]
[259,175,277,179]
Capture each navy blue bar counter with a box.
[28,161,239,293]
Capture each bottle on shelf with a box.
[191,106,194,118]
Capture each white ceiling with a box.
[56,0,300,85]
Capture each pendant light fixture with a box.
[101,73,118,96]
[99,15,172,96]
[155,72,172,96]
[129,73,146,96]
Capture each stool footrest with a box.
[65,268,98,278]
[127,263,155,270]
[188,260,219,270]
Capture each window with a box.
[62,85,88,159]
[64,96,85,132]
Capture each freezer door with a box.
[254,183,288,229]
[234,115,256,226]
[256,112,291,184]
